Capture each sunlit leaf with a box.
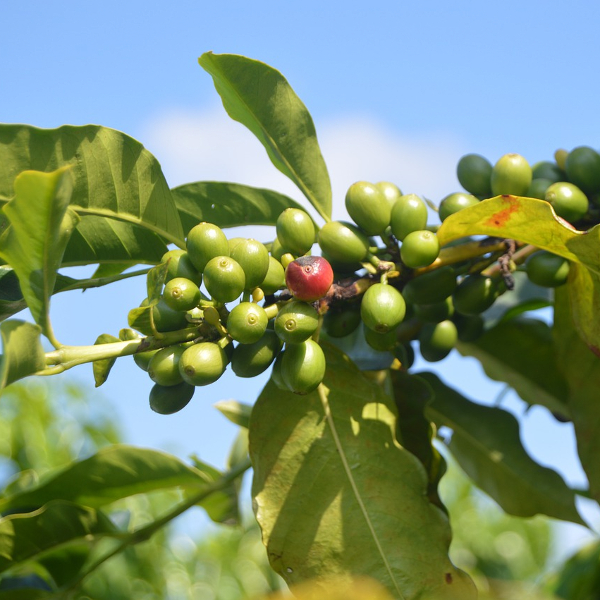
[0,320,46,390]
[172,181,313,235]
[421,372,583,524]
[0,169,78,341]
[250,343,477,598]
[214,399,252,428]
[199,53,332,221]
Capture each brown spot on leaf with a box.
[484,195,520,228]
[445,573,453,584]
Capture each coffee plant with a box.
[0,51,598,599]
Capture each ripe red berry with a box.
[285,256,334,302]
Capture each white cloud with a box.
[140,104,467,222]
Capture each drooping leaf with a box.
[91,262,136,279]
[0,124,184,247]
[199,53,332,221]
[421,372,583,524]
[172,181,313,235]
[0,320,46,390]
[456,317,570,416]
[0,445,217,514]
[250,343,477,598]
[390,370,446,511]
[92,333,120,388]
[146,261,169,303]
[188,456,240,525]
[436,195,600,350]
[0,500,118,574]
[553,287,600,505]
[0,169,78,341]
[214,399,252,428]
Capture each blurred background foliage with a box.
[0,378,596,599]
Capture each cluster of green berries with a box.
[127,148,590,413]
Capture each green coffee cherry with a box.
[318,221,370,265]
[361,283,406,333]
[491,153,532,196]
[270,237,286,262]
[186,222,229,272]
[453,274,498,315]
[163,277,201,312]
[453,313,485,343]
[149,382,195,415]
[400,230,440,269]
[276,208,315,256]
[151,298,189,333]
[230,239,270,290]
[526,251,570,287]
[565,146,600,194]
[439,193,479,221]
[228,237,246,254]
[345,181,391,235]
[545,182,589,223]
[456,154,493,197]
[259,256,286,295]
[363,325,398,352]
[231,330,283,378]
[162,250,202,286]
[203,256,246,303]
[179,342,228,386]
[531,161,564,183]
[281,339,326,395]
[134,348,159,372]
[227,302,268,344]
[390,194,428,241]
[526,178,553,200]
[375,181,403,210]
[274,300,319,344]
[419,320,457,362]
[402,266,457,305]
[148,345,187,387]
[413,297,454,323]
[322,305,362,338]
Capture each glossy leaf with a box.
[390,370,447,511]
[199,53,332,221]
[0,445,218,513]
[0,500,118,574]
[457,317,570,416]
[172,181,312,235]
[0,268,28,322]
[0,320,46,390]
[0,124,184,247]
[92,333,120,388]
[553,288,600,504]
[421,372,583,524]
[436,194,600,350]
[0,169,78,341]
[250,343,476,598]
[214,399,252,428]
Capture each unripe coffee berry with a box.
[276,208,315,256]
[149,382,195,415]
[361,283,406,333]
[186,222,229,272]
[318,221,369,265]
[148,345,187,387]
[285,256,334,302]
[345,181,391,235]
[227,302,268,344]
[203,256,246,303]
[230,238,270,290]
[163,277,201,312]
[400,230,440,269]
[281,339,326,395]
[274,300,319,344]
[179,342,228,386]
[390,194,428,241]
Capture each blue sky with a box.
[2,0,599,557]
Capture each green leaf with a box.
[172,181,314,235]
[549,539,600,599]
[199,53,332,221]
[553,288,600,505]
[250,343,477,598]
[0,321,46,390]
[146,262,169,303]
[0,445,217,514]
[421,372,583,524]
[188,456,239,525]
[61,215,168,267]
[0,500,117,574]
[390,371,447,512]
[456,317,570,416]
[92,333,120,388]
[436,195,600,350]
[0,169,78,342]
[214,399,252,428]
[0,124,184,247]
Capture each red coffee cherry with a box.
[285,256,334,302]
